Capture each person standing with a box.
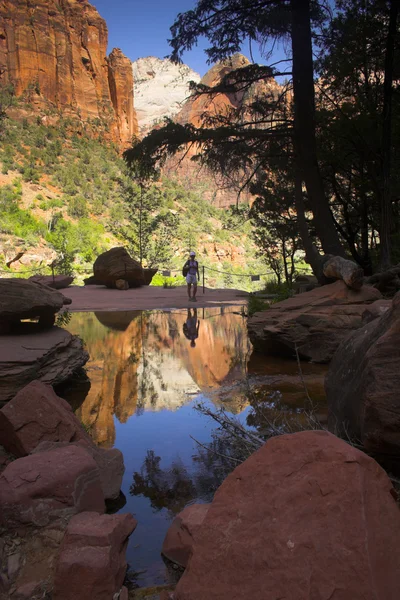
[183,251,199,301]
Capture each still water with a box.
[62,307,327,587]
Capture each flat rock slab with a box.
[62,285,248,312]
[248,280,382,363]
[0,326,88,403]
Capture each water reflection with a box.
[64,308,251,447]
[62,308,328,587]
[183,308,200,347]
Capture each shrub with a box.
[67,195,88,218]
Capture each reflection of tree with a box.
[130,450,196,516]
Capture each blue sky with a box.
[91,0,288,77]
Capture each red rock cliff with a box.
[0,0,137,146]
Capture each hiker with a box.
[183,251,199,301]
[183,308,200,347]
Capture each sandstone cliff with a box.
[132,56,201,135]
[163,54,282,208]
[0,0,137,146]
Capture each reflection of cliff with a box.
[65,308,250,445]
[66,312,143,447]
[146,309,251,391]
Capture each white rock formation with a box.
[132,56,201,135]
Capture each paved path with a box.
[63,285,249,312]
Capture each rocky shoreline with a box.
[0,278,399,599]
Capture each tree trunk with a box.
[323,256,364,290]
[290,0,346,258]
[294,168,324,280]
[380,0,399,269]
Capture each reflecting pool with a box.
[61,307,327,587]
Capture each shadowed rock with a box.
[0,278,71,332]
[162,504,209,568]
[248,280,382,363]
[0,381,125,500]
[93,247,145,289]
[327,293,400,462]
[29,274,74,289]
[0,327,88,403]
[53,511,137,600]
[173,431,400,600]
[0,445,105,529]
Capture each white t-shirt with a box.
[188,259,198,275]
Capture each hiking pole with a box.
[202,266,205,294]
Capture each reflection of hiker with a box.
[183,308,200,348]
[182,251,199,302]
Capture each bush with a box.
[67,195,88,218]
[151,273,185,287]
[247,295,269,317]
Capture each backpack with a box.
[182,259,198,277]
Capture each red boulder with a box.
[0,381,124,500]
[174,431,400,600]
[162,504,209,568]
[248,280,382,363]
[0,381,87,456]
[327,292,400,458]
[53,511,137,600]
[0,445,104,528]
[29,275,74,289]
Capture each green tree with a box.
[116,182,178,268]
[125,0,349,278]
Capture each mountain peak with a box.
[132,56,201,135]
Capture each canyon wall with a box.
[0,0,137,146]
[163,54,282,208]
[132,56,200,135]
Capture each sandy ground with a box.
[63,285,249,312]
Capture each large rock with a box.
[0,278,71,331]
[361,298,392,324]
[0,0,137,146]
[0,445,105,529]
[143,267,158,285]
[327,293,400,459]
[29,275,74,289]
[162,504,209,568]
[53,511,137,600]
[248,280,382,363]
[0,381,88,456]
[93,247,145,289]
[34,440,124,502]
[174,431,400,600]
[0,327,88,403]
[0,381,124,500]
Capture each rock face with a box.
[163,54,282,208]
[174,430,400,600]
[93,247,145,289]
[132,56,201,135]
[327,293,400,459]
[162,504,209,568]
[0,326,88,403]
[361,298,392,324]
[53,511,137,600]
[248,280,382,363]
[0,278,71,330]
[0,0,137,146]
[0,445,105,529]
[29,274,74,289]
[108,48,138,145]
[0,381,125,499]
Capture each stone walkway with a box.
[62,285,249,312]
